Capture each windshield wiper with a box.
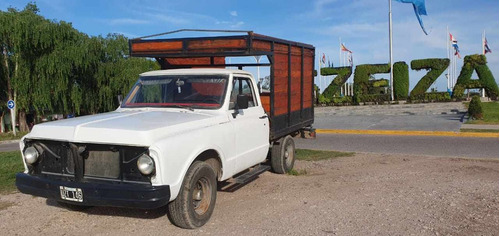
[171,105,194,111]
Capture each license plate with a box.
[59,186,83,202]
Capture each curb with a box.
[0,139,21,145]
[316,129,499,138]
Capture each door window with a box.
[229,77,257,110]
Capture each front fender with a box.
[149,123,234,201]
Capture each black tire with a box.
[271,135,295,174]
[57,201,92,211]
[167,161,217,229]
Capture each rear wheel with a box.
[167,161,217,229]
[271,135,295,174]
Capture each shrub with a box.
[468,96,483,119]
[410,58,449,97]
[358,94,391,104]
[408,92,451,103]
[320,67,353,98]
[318,94,330,104]
[393,61,409,100]
[332,96,352,105]
[452,54,499,100]
[353,63,390,104]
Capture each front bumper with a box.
[16,173,170,209]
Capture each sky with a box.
[1,0,499,93]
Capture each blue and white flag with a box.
[394,0,428,35]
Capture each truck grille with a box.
[25,140,150,184]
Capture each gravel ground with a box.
[0,153,497,235]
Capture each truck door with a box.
[228,76,270,172]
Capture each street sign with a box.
[7,100,15,110]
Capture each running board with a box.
[228,165,271,184]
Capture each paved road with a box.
[0,142,19,152]
[3,134,498,158]
[314,102,467,131]
[296,134,499,159]
[314,114,464,131]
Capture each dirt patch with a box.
[0,201,15,211]
[0,153,497,235]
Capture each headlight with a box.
[24,146,39,165]
[137,154,155,175]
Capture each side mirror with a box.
[236,94,249,110]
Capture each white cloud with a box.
[230,11,237,17]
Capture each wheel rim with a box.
[192,177,211,215]
[284,141,294,168]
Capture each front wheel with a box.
[271,135,295,174]
[167,161,217,229]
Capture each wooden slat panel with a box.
[273,52,289,116]
[290,54,302,112]
[162,57,225,68]
[252,40,271,51]
[188,39,247,50]
[132,41,183,52]
[260,93,271,113]
[303,54,313,108]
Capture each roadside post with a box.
[7,100,16,136]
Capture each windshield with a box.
[121,74,229,109]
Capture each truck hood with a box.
[26,110,226,146]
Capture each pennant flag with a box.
[484,37,492,54]
[321,53,326,64]
[394,0,428,35]
[449,33,460,58]
[341,43,352,53]
[348,53,353,67]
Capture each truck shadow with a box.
[43,176,261,219]
[45,198,167,219]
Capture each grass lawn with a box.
[0,132,28,142]
[0,151,23,194]
[295,149,355,161]
[287,149,354,176]
[460,128,499,133]
[465,102,499,125]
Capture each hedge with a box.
[353,63,390,104]
[357,94,391,104]
[408,92,451,103]
[452,54,499,100]
[393,61,409,100]
[369,79,389,88]
[410,58,449,97]
[320,67,353,98]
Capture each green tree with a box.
[93,34,159,113]
[0,3,158,131]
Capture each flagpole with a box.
[339,37,342,67]
[447,26,450,90]
[389,0,394,101]
[482,30,486,97]
[482,30,485,55]
[318,52,321,93]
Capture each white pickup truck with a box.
[16,31,315,229]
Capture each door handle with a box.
[259,115,268,119]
